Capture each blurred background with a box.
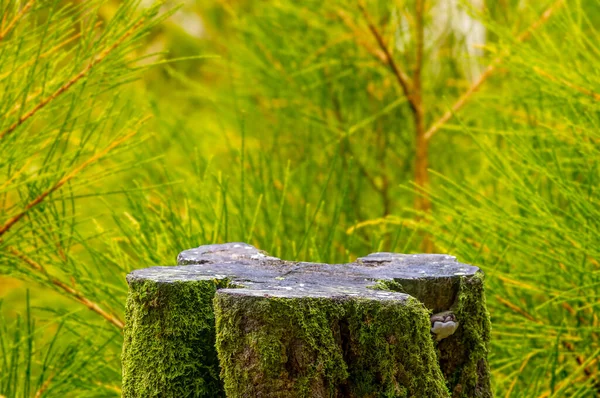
[1,0,599,396]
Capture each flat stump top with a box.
[127,242,480,303]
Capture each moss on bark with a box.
[214,291,450,398]
[121,278,228,397]
[437,273,491,397]
[122,244,491,397]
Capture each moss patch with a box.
[214,292,450,397]
[344,297,450,397]
[436,273,492,397]
[121,278,228,397]
[122,245,491,397]
[368,279,406,292]
[214,294,348,397]
[370,273,492,397]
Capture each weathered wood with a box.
[122,243,491,397]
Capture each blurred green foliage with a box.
[1,0,599,396]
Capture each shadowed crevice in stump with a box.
[121,242,491,398]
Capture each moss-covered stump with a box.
[121,275,228,397]
[214,290,448,397]
[359,253,492,397]
[122,243,491,398]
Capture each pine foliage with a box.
[1,0,599,397]
[1,1,165,396]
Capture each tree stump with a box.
[122,243,491,398]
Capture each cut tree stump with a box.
[122,243,491,398]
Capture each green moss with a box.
[214,293,449,397]
[121,278,229,397]
[122,271,490,397]
[371,273,492,397]
[345,297,450,397]
[214,294,347,397]
[367,280,406,292]
[434,273,491,397]
[452,273,491,397]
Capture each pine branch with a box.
[424,0,565,141]
[7,246,124,329]
[358,0,431,234]
[34,370,55,398]
[357,1,416,114]
[336,9,387,64]
[0,18,144,141]
[333,10,394,215]
[0,0,35,41]
[413,0,425,93]
[0,23,101,81]
[0,116,150,238]
[533,66,600,101]
[412,0,432,251]
[0,159,32,190]
[495,295,540,323]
